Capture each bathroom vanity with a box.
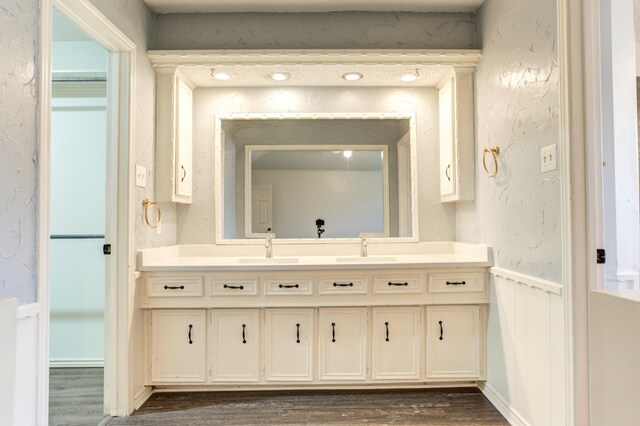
[138,243,491,390]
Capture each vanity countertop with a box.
[137,242,493,272]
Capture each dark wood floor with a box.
[49,367,106,426]
[111,388,508,425]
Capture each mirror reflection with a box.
[220,118,414,240]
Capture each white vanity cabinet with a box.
[142,265,488,389]
[154,68,194,204]
[210,309,260,382]
[150,309,207,383]
[437,67,475,203]
[425,305,482,380]
[264,308,314,382]
[318,308,368,381]
[372,307,422,381]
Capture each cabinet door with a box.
[210,309,260,382]
[175,78,192,199]
[439,75,456,197]
[265,309,314,382]
[151,310,206,383]
[318,308,367,381]
[372,307,421,381]
[426,306,481,380]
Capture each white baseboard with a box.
[480,383,529,426]
[50,359,104,368]
[133,386,153,411]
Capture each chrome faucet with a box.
[265,234,274,258]
[360,233,368,257]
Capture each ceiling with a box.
[52,9,92,42]
[143,0,485,14]
[180,63,451,87]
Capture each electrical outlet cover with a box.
[541,144,557,173]
[135,164,147,187]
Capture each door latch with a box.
[596,248,606,264]
[103,244,112,255]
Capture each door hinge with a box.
[103,244,111,255]
[596,248,606,264]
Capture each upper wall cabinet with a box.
[155,68,194,204]
[438,68,475,203]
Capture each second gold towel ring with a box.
[482,146,500,178]
[143,199,162,229]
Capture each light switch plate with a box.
[541,144,557,173]
[135,165,146,187]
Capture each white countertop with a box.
[137,242,493,272]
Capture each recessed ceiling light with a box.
[342,72,363,81]
[269,72,290,81]
[343,150,353,158]
[211,69,231,81]
[401,69,420,82]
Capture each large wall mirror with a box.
[214,113,418,242]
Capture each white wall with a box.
[179,86,452,243]
[253,169,384,238]
[153,12,477,50]
[590,292,640,425]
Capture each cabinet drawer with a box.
[264,277,313,296]
[210,278,258,296]
[373,274,423,294]
[428,272,485,293]
[147,276,203,297]
[319,276,368,295]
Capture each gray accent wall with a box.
[153,12,477,50]
[0,0,39,304]
[456,0,562,281]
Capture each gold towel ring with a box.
[142,199,162,229]
[482,146,500,178]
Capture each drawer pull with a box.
[223,284,244,290]
[333,282,353,287]
[385,321,390,342]
[439,321,444,340]
[164,285,184,290]
[296,323,300,343]
[388,282,408,287]
[279,284,299,289]
[446,281,466,286]
[331,322,336,342]
[242,324,246,344]
[188,324,193,344]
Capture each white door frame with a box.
[39,0,135,421]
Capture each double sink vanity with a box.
[137,49,490,394]
[138,242,492,389]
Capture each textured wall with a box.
[153,12,477,50]
[179,86,454,244]
[456,0,561,281]
[0,0,38,304]
[88,0,177,249]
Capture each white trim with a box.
[147,49,482,68]
[480,383,529,426]
[41,0,137,420]
[50,359,104,368]
[17,303,41,320]
[132,386,153,411]
[243,144,390,239]
[214,112,419,244]
[490,267,563,295]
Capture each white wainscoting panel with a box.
[0,299,18,425]
[482,268,565,426]
[15,303,40,426]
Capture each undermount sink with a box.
[236,257,300,264]
[335,256,397,263]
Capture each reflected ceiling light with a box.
[342,72,363,81]
[343,150,353,159]
[401,69,420,82]
[269,72,290,81]
[210,69,231,81]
